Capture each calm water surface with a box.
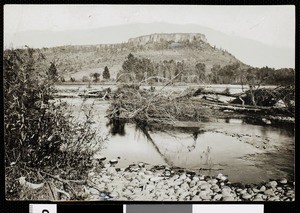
[58,84,294,184]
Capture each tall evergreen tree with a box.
[103,66,110,79]
[48,62,58,81]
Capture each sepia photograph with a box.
[4,4,295,201]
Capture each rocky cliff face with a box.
[128,33,207,45]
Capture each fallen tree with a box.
[107,82,295,128]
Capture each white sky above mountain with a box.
[4,5,295,49]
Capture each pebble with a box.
[280,178,288,184]
[240,189,247,195]
[104,163,111,168]
[192,195,201,201]
[214,194,223,201]
[88,172,95,177]
[242,193,252,200]
[254,194,264,200]
[107,167,116,175]
[252,188,260,193]
[189,180,196,187]
[268,196,280,201]
[109,159,118,164]
[93,154,106,161]
[109,191,119,198]
[260,186,266,192]
[199,191,210,200]
[164,171,171,177]
[264,189,275,196]
[211,185,220,192]
[84,166,294,201]
[193,176,200,181]
[221,187,231,197]
[150,177,164,182]
[208,179,218,184]
[223,196,235,201]
[179,174,187,180]
[200,183,211,190]
[267,181,277,188]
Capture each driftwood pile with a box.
[107,84,295,126]
[107,85,217,126]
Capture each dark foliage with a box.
[4,48,100,200]
[103,66,110,79]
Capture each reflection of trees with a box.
[107,119,126,136]
[136,124,170,165]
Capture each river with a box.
[56,84,294,184]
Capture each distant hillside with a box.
[35,33,247,81]
[5,22,294,68]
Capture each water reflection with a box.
[107,119,126,136]
[102,118,294,184]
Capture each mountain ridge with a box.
[33,32,246,82]
[4,22,294,68]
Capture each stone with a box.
[267,181,277,188]
[268,196,280,201]
[192,195,201,201]
[214,194,223,201]
[242,193,252,200]
[252,188,260,193]
[253,197,264,201]
[217,173,224,179]
[286,190,294,197]
[189,180,196,187]
[254,194,263,199]
[164,171,171,177]
[220,176,227,181]
[236,188,243,193]
[199,191,209,200]
[223,196,235,201]
[211,185,221,193]
[107,167,116,175]
[247,188,253,194]
[221,187,231,197]
[150,177,164,182]
[200,183,210,190]
[109,191,119,198]
[88,172,95,177]
[179,174,187,180]
[260,186,266,192]
[144,171,153,175]
[240,189,247,195]
[181,182,189,190]
[210,179,218,184]
[279,178,288,184]
[109,159,118,164]
[264,189,275,196]
[93,154,106,161]
[193,176,200,181]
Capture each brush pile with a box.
[107,85,219,126]
[107,84,295,127]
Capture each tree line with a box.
[117,53,294,86]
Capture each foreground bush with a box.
[4,48,102,200]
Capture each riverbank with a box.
[84,160,295,201]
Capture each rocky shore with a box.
[83,160,295,201]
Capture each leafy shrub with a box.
[4,48,103,200]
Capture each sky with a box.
[4,5,295,49]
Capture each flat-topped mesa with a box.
[128,33,207,46]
